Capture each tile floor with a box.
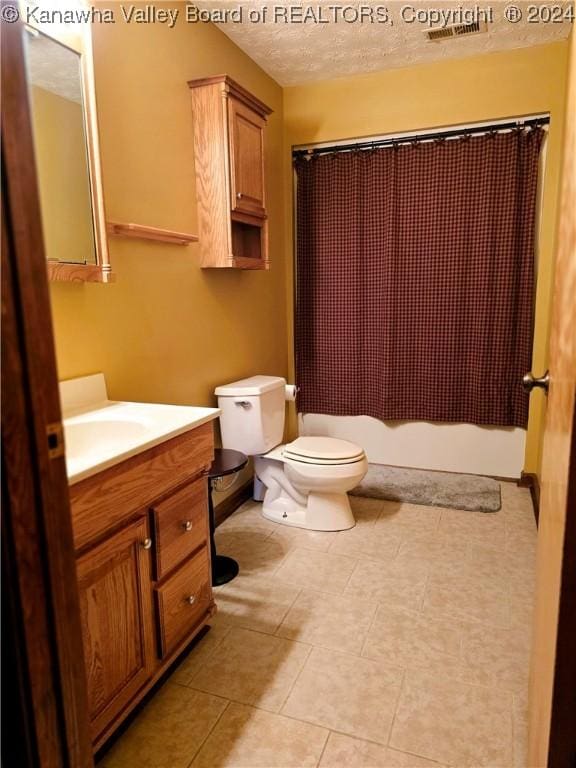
[100,482,537,768]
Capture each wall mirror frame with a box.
[24,12,112,283]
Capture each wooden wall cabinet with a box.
[188,75,272,269]
[70,423,216,751]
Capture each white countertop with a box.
[60,374,219,485]
[64,400,220,485]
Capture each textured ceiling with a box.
[194,1,572,85]
[25,31,82,103]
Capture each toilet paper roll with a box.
[285,384,298,401]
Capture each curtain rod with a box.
[292,116,550,159]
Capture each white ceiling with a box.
[195,1,572,86]
[25,30,82,103]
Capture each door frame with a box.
[1,1,575,765]
[528,28,576,768]
[1,6,93,766]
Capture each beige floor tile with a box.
[218,500,277,537]
[171,618,232,685]
[509,597,535,638]
[512,693,530,768]
[500,483,533,508]
[394,533,469,580]
[349,495,386,526]
[274,548,358,594]
[345,559,428,611]
[319,732,447,768]
[504,500,537,528]
[374,502,441,538]
[98,683,227,768]
[268,524,338,552]
[216,531,290,577]
[460,624,531,694]
[509,574,537,609]
[215,574,300,634]
[330,524,402,564]
[276,589,377,654]
[389,670,513,767]
[189,626,310,712]
[507,528,538,559]
[282,647,403,745]
[192,702,328,768]
[437,508,507,551]
[362,605,461,669]
[423,569,511,628]
[466,541,535,585]
[104,495,535,767]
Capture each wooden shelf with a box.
[107,222,199,246]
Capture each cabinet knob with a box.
[182,521,193,532]
[141,538,152,550]
[186,594,196,605]
[236,192,243,199]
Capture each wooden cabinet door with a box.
[76,518,154,742]
[228,97,266,218]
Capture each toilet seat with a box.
[283,436,365,466]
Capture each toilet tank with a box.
[215,376,286,455]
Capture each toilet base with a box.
[261,491,356,532]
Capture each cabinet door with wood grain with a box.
[228,96,266,218]
[76,517,154,741]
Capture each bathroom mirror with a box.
[23,25,111,282]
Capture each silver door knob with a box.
[522,371,550,393]
[142,538,152,550]
[182,521,193,532]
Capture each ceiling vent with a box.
[427,21,487,42]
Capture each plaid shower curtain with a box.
[294,128,544,428]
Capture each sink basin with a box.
[64,419,149,458]
[62,399,220,485]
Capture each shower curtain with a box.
[294,128,544,428]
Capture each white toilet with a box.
[215,376,367,531]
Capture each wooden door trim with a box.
[1,8,93,766]
[548,408,576,767]
[528,27,576,768]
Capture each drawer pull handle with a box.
[182,521,193,532]
[186,594,197,605]
[142,538,152,550]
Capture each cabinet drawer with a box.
[70,422,214,551]
[151,477,208,580]
[155,548,211,657]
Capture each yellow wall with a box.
[30,86,96,264]
[283,41,570,475]
[49,8,287,409]
[48,14,569,481]
[48,5,288,497]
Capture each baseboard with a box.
[519,471,540,526]
[214,480,254,528]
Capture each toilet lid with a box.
[284,436,365,465]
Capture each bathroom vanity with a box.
[62,375,219,750]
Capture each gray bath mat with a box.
[351,464,501,512]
